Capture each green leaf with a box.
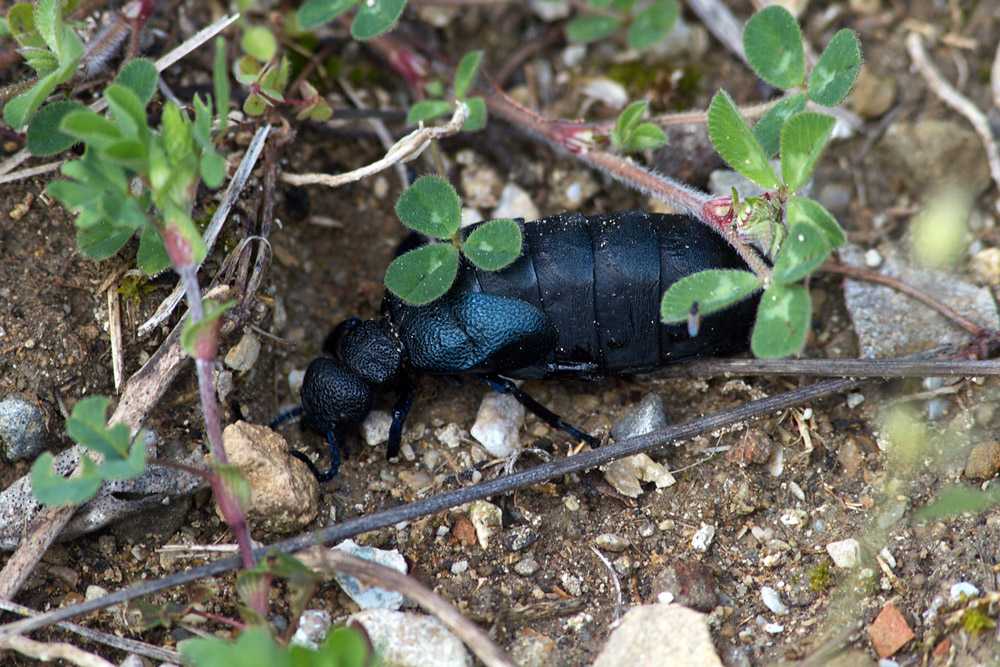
[351,0,405,40]
[707,90,780,189]
[384,244,460,305]
[96,435,146,480]
[100,192,149,229]
[191,94,214,149]
[4,70,59,129]
[660,269,763,323]
[807,29,862,106]
[105,84,149,143]
[214,37,230,134]
[77,221,134,259]
[34,0,60,58]
[453,50,483,99]
[62,152,129,194]
[137,226,171,274]
[626,0,678,51]
[461,96,486,131]
[751,92,805,158]
[26,101,84,156]
[182,629,287,667]
[407,100,453,126]
[916,485,1000,522]
[771,220,831,284]
[742,6,804,89]
[779,111,834,191]
[60,108,123,148]
[161,102,191,164]
[241,26,277,62]
[751,283,810,358]
[462,218,522,270]
[200,150,227,188]
[115,58,159,104]
[21,47,58,76]
[8,4,44,48]
[103,139,148,170]
[622,123,667,151]
[298,0,360,28]
[46,179,101,219]
[244,93,268,116]
[234,55,261,85]
[787,196,845,247]
[31,453,102,506]
[66,396,132,459]
[567,15,623,43]
[395,175,462,239]
[612,100,646,149]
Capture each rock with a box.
[528,0,568,21]
[602,454,675,497]
[450,515,477,546]
[592,603,722,667]
[224,331,261,372]
[840,244,1000,358]
[593,533,630,552]
[492,182,539,222]
[218,422,318,533]
[652,561,718,612]
[508,627,557,667]
[332,539,408,610]
[969,248,1000,285]
[849,69,896,119]
[0,395,47,462]
[760,586,789,615]
[550,169,598,210]
[827,538,862,568]
[291,609,331,650]
[459,163,503,209]
[611,394,668,442]
[581,78,628,110]
[514,557,539,576]
[869,603,914,658]
[470,394,524,458]
[435,423,464,449]
[502,525,539,552]
[965,439,1000,480]
[876,120,991,198]
[691,523,715,552]
[466,500,502,550]
[949,582,979,601]
[348,609,472,667]
[361,410,392,446]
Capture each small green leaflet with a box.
[807,29,862,107]
[742,6,804,90]
[779,111,834,191]
[351,0,405,40]
[750,283,810,358]
[453,51,483,99]
[567,15,622,43]
[395,175,461,239]
[463,218,522,271]
[787,196,845,248]
[751,93,805,158]
[660,269,763,323]
[771,220,830,284]
[707,90,779,189]
[385,244,460,305]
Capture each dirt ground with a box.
[3,0,1000,664]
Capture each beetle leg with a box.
[477,374,601,448]
[386,381,414,460]
[269,406,303,429]
[323,317,362,357]
[289,425,343,482]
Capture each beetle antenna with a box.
[269,406,303,429]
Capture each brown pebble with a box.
[965,440,1000,480]
[652,560,719,612]
[726,427,772,466]
[870,603,914,658]
[451,515,478,546]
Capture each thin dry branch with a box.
[281,103,470,188]
[0,634,115,667]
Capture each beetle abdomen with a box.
[466,211,758,378]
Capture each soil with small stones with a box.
[3,0,1000,665]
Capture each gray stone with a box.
[514,557,540,576]
[652,561,718,613]
[760,586,789,615]
[470,394,524,458]
[840,244,1000,358]
[348,609,472,667]
[593,533,630,552]
[332,539,408,610]
[611,394,668,442]
[592,603,722,667]
[827,538,862,568]
[876,119,991,197]
[223,331,261,372]
[466,500,502,550]
[0,395,47,462]
[291,609,332,650]
[362,410,392,446]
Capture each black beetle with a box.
[278,210,759,480]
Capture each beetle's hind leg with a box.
[386,382,414,460]
[477,374,601,448]
[289,426,343,482]
[269,406,303,429]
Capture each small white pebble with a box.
[692,523,716,552]
[864,248,883,268]
[879,547,896,569]
[763,622,784,634]
[451,560,469,575]
[827,538,862,568]
[846,393,865,409]
[950,582,980,601]
[760,586,789,615]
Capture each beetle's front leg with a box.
[477,374,601,448]
[386,380,414,460]
[290,425,344,482]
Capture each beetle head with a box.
[301,357,373,434]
